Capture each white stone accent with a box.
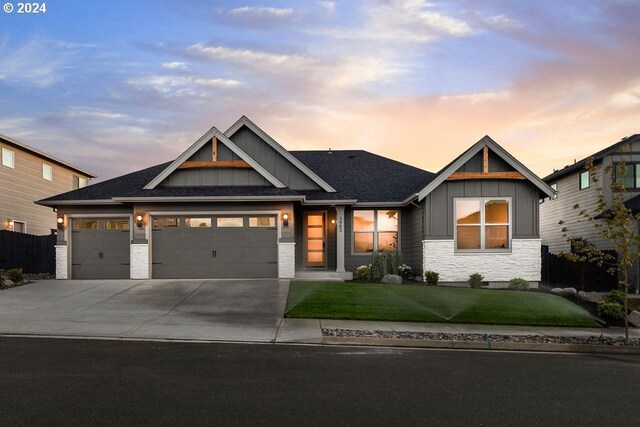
[278,242,295,279]
[130,243,149,279]
[423,239,541,282]
[55,245,68,279]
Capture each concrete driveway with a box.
[0,279,291,342]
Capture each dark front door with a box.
[71,218,130,279]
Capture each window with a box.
[216,217,243,227]
[550,182,557,192]
[73,176,88,189]
[455,198,510,251]
[353,209,398,253]
[12,220,26,233]
[614,163,640,189]
[73,219,98,230]
[185,218,211,228]
[579,171,590,190]
[42,163,53,181]
[104,219,129,230]
[249,217,276,227]
[153,217,179,228]
[2,147,15,168]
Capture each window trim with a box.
[351,209,400,255]
[74,175,88,189]
[1,147,15,168]
[42,163,53,181]
[613,162,640,190]
[453,197,512,253]
[579,170,590,190]
[11,219,27,233]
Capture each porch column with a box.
[336,206,346,273]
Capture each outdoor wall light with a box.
[331,219,336,225]
[136,213,144,228]
[282,212,289,227]
[57,215,64,230]
[5,219,13,230]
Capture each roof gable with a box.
[144,128,286,190]
[224,116,336,192]
[417,135,555,201]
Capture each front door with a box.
[305,212,326,267]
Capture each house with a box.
[38,116,554,283]
[540,134,640,289]
[1,133,96,235]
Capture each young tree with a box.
[563,153,640,342]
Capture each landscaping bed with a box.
[286,281,600,327]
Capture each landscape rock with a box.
[628,311,640,328]
[4,279,14,287]
[551,287,577,297]
[381,274,402,284]
[578,291,605,303]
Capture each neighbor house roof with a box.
[0,133,97,178]
[416,135,556,201]
[38,149,435,206]
[543,134,640,183]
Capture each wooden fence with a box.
[0,230,56,274]
[541,245,618,292]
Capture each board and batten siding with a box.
[423,179,540,239]
[229,126,322,191]
[0,141,91,236]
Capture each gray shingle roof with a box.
[39,150,435,205]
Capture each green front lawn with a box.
[285,282,599,327]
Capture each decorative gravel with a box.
[322,328,640,347]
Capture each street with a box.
[0,337,638,426]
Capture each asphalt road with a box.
[0,338,638,426]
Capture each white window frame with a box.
[74,175,88,189]
[12,220,27,233]
[351,209,400,255]
[42,163,53,181]
[453,197,512,253]
[2,147,15,168]
[579,170,590,190]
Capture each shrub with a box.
[509,277,529,291]
[424,270,439,286]
[355,265,371,282]
[468,273,484,288]
[398,264,413,280]
[597,300,625,319]
[369,251,402,280]
[0,274,4,287]
[6,268,24,283]
[607,290,626,305]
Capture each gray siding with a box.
[424,180,540,239]
[409,204,424,275]
[455,150,515,173]
[229,126,322,191]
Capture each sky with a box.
[0,0,639,182]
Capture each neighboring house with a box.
[540,134,640,289]
[0,133,96,235]
[38,116,554,283]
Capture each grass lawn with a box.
[285,281,600,327]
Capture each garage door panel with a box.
[71,219,130,279]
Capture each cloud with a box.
[63,107,127,120]
[439,91,511,104]
[318,1,335,14]
[484,14,523,31]
[608,83,640,109]
[161,61,188,70]
[126,74,242,96]
[0,37,73,87]
[214,5,299,28]
[227,6,294,19]
[186,43,314,72]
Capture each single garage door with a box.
[71,218,131,279]
[151,215,277,279]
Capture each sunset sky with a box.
[1,0,638,181]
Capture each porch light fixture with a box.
[282,212,289,227]
[136,214,144,228]
[5,219,12,230]
[57,215,64,230]
[331,219,336,225]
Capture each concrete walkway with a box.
[1,279,638,345]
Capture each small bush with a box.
[355,265,371,282]
[369,251,402,280]
[398,264,413,280]
[0,274,5,286]
[509,277,529,291]
[468,273,484,288]
[597,300,625,319]
[6,268,24,283]
[424,270,439,286]
[607,290,626,305]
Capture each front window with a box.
[2,147,15,168]
[353,209,398,253]
[614,163,640,189]
[579,171,590,190]
[455,198,510,251]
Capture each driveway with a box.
[0,279,291,342]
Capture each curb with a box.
[322,336,640,355]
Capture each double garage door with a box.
[151,215,278,279]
